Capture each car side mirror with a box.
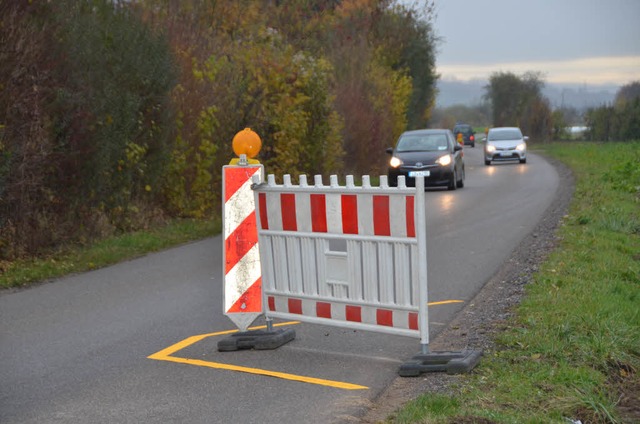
[482,137,487,142]
[386,147,394,155]
[523,136,529,141]
[453,144,462,152]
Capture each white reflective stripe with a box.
[326,193,342,234]
[224,171,260,236]
[358,194,373,236]
[266,192,282,231]
[389,195,407,237]
[224,243,261,311]
[296,193,312,232]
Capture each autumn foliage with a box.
[0,0,438,260]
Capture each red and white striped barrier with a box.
[222,164,264,331]
[252,174,430,342]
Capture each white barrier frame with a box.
[252,174,430,350]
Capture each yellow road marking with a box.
[148,321,368,390]
[429,299,464,306]
[148,300,464,391]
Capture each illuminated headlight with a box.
[486,144,496,153]
[389,156,403,168]
[516,143,526,151]
[436,154,452,166]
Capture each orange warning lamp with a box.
[232,128,261,159]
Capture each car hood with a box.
[393,150,449,166]
[487,139,524,148]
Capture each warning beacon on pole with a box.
[219,128,295,351]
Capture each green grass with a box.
[387,141,640,423]
[0,218,219,289]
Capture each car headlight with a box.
[436,154,452,166]
[516,143,526,151]
[486,144,496,153]
[389,156,403,168]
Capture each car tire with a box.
[484,159,491,166]
[520,158,527,164]
[448,169,457,191]
[456,167,465,188]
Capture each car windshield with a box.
[396,134,449,152]
[488,129,522,141]
[454,125,472,133]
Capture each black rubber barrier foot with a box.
[217,328,296,352]
[398,349,483,377]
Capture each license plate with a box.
[500,151,512,157]
[409,171,430,177]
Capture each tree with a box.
[585,81,640,141]
[615,81,640,107]
[484,71,552,141]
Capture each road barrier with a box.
[252,173,430,343]
[222,163,264,332]
[218,133,481,374]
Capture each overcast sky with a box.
[427,0,640,86]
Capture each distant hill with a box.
[436,79,618,110]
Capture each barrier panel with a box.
[252,173,431,345]
[222,163,264,332]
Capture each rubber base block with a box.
[217,328,296,352]
[398,349,482,377]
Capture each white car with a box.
[484,127,528,165]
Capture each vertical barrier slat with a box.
[273,235,289,292]
[301,236,318,295]
[286,236,303,294]
[347,239,363,301]
[394,243,411,306]
[362,240,379,302]
[317,239,331,298]
[378,242,394,304]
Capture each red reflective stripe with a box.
[345,305,361,322]
[341,195,358,234]
[409,312,418,330]
[406,196,415,238]
[316,302,331,318]
[224,167,259,202]
[226,276,262,313]
[310,194,327,232]
[281,194,297,231]
[225,212,257,274]
[377,309,393,327]
[268,296,276,311]
[373,195,390,236]
[288,298,303,314]
[258,193,269,230]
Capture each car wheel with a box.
[456,166,465,188]
[471,143,475,148]
[520,158,527,164]
[447,169,457,191]
[484,159,491,166]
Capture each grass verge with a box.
[389,141,640,423]
[0,218,219,290]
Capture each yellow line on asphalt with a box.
[148,300,464,391]
[147,321,368,390]
[428,299,464,306]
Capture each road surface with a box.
[0,146,560,423]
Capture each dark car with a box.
[453,123,475,147]
[386,129,465,190]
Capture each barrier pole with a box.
[415,175,429,354]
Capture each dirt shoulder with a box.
[356,155,576,423]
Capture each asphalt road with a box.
[0,146,560,423]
